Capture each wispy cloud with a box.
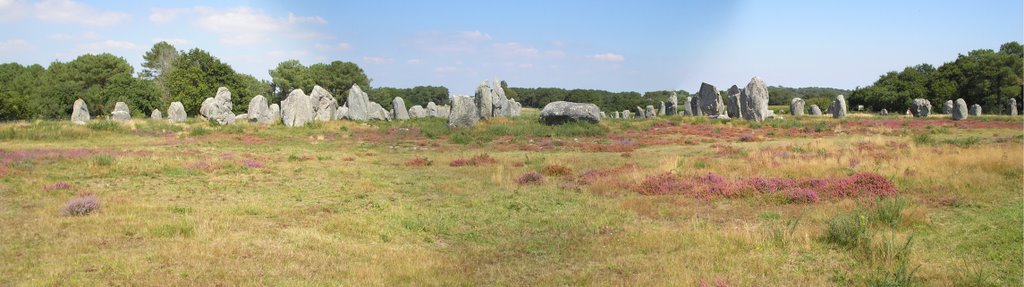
[0,0,29,21]
[493,42,539,57]
[460,31,491,41]
[192,6,326,45]
[362,56,394,64]
[152,38,190,46]
[48,31,100,41]
[34,0,130,26]
[314,42,352,51]
[0,38,33,53]
[73,40,142,54]
[149,7,190,23]
[588,52,625,62]
[406,59,422,65]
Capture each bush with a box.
[405,157,432,167]
[93,154,114,166]
[189,126,210,137]
[872,197,907,227]
[826,212,870,248]
[517,171,545,185]
[61,193,100,216]
[449,154,497,167]
[911,133,934,145]
[785,188,820,203]
[540,164,573,177]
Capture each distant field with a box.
[1,109,1021,286]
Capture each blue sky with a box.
[0,0,1021,95]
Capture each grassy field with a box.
[1,109,1021,286]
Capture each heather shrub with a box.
[634,172,690,195]
[61,193,100,216]
[44,182,71,191]
[540,164,573,177]
[404,157,432,167]
[517,171,545,185]
[785,188,820,203]
[242,159,265,169]
[449,154,497,167]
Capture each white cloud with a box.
[362,56,394,64]
[194,6,326,45]
[34,0,129,26]
[460,31,491,41]
[434,66,458,73]
[0,0,29,21]
[149,7,190,23]
[493,42,539,57]
[286,12,325,25]
[0,38,32,53]
[73,40,142,54]
[152,38,190,46]
[314,42,352,51]
[588,52,625,62]
[406,59,422,65]
[48,31,100,41]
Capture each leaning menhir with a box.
[809,105,822,116]
[392,97,410,120]
[345,84,372,121]
[539,101,601,125]
[310,86,338,122]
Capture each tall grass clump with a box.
[866,233,919,287]
[86,120,126,132]
[871,197,907,228]
[825,212,870,248]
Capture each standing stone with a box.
[726,85,742,118]
[790,98,805,116]
[684,96,696,116]
[624,110,632,119]
[659,102,666,116]
[111,102,131,122]
[310,86,338,122]
[346,84,371,121]
[646,105,656,118]
[392,97,410,120]
[247,95,272,124]
[635,106,646,119]
[71,98,90,124]
[151,109,162,120]
[1007,98,1018,115]
[167,102,187,123]
[831,95,847,119]
[367,102,391,121]
[599,112,607,119]
[268,104,280,124]
[951,98,968,120]
[199,97,214,119]
[911,98,931,118]
[943,100,953,114]
[335,106,348,120]
[474,81,494,119]
[491,79,511,117]
[666,92,678,115]
[880,109,889,116]
[740,77,770,122]
[200,87,235,125]
[426,102,439,117]
[809,105,822,116]
[447,96,478,128]
[281,89,314,127]
[613,111,620,119]
[539,101,602,125]
[408,105,427,118]
[969,104,982,116]
[510,100,522,117]
[698,83,723,117]
[439,105,450,119]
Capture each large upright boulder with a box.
[666,92,678,115]
[491,79,511,117]
[635,106,646,119]
[1008,98,1018,116]
[71,98,90,124]
[683,96,695,116]
[167,102,187,123]
[698,83,723,117]
[426,102,439,117]
[510,100,522,117]
[911,98,931,118]
[151,109,162,120]
[726,85,742,118]
[809,105,822,116]
[408,105,427,118]
[740,77,770,122]
[790,98,805,116]
[831,95,847,119]
[646,105,656,118]
[199,97,214,118]
[268,104,280,124]
[346,84,371,121]
[392,97,410,120]
[201,87,235,125]
[111,102,131,122]
[438,105,450,119]
[367,102,391,121]
[951,98,968,120]
[943,100,953,114]
[474,81,494,119]
[247,95,272,124]
[969,104,982,116]
[310,86,337,122]
[539,101,601,125]
[281,89,314,127]
[447,96,478,128]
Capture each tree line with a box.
[848,41,1022,113]
[509,87,690,113]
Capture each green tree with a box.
[309,61,371,103]
[140,41,179,104]
[234,73,273,114]
[268,60,313,102]
[165,48,240,114]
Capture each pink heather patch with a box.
[61,193,100,216]
[186,161,213,171]
[44,182,72,191]
[242,159,265,169]
[785,188,820,203]
[517,171,545,185]
[629,172,897,203]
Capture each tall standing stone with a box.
[71,98,90,124]
[111,102,131,122]
[951,98,968,120]
[636,106,646,119]
[809,105,822,116]
[281,89,314,127]
[151,109,162,120]
[392,97,410,120]
[698,83,723,117]
[683,96,695,116]
[491,79,511,117]
[790,98,805,116]
[831,95,847,119]
[426,102,439,117]
[740,77,770,122]
[667,92,678,115]
[474,81,494,119]
[247,95,272,124]
[689,96,701,116]
[646,105,656,118]
[726,85,742,118]
[911,98,931,118]
[447,96,478,128]
[969,104,982,116]
[943,100,953,114]
[167,102,187,123]
[346,84,371,121]
[510,100,522,117]
[1008,98,1018,115]
[310,86,338,122]
[200,87,235,125]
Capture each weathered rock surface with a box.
[234,114,248,122]
[247,95,272,124]
[740,77,770,122]
[658,102,666,116]
[310,86,338,122]
[726,85,742,118]
[539,101,602,125]
[667,92,678,115]
[969,104,982,116]
[345,84,371,121]
[1008,98,1018,115]
[111,102,131,122]
[167,102,187,123]
[879,109,889,116]
[447,96,478,128]
[71,98,90,124]
[268,104,280,124]
[200,87,236,125]
[698,83,723,117]
[831,95,847,119]
[408,105,426,118]
[809,105,822,115]
[790,98,805,116]
[943,100,953,114]
[392,97,410,120]
[282,89,314,127]
[151,109,162,120]
[475,81,493,119]
[367,102,391,121]
[911,98,931,117]
[646,105,656,118]
[684,96,696,116]
[951,98,968,120]
[426,102,439,117]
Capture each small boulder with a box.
[539,101,601,125]
[268,104,280,124]
[879,109,889,116]
[247,95,272,124]
[167,102,187,123]
[809,105,822,116]
[1008,98,1018,116]
[645,105,656,118]
[367,102,391,121]
[335,106,348,120]
[911,98,931,117]
[71,98,90,124]
[111,102,131,122]
[969,104,982,116]
[151,109,162,120]
[408,105,427,118]
[943,100,953,114]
